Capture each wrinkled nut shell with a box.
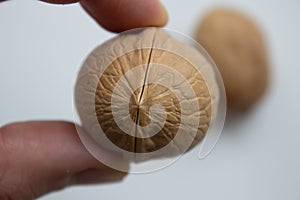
[196,9,269,111]
[75,28,219,162]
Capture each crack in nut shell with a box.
[95,48,211,154]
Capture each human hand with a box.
[0,0,168,199]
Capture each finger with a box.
[80,0,168,32]
[39,0,79,3]
[0,121,129,200]
[3,0,168,32]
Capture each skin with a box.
[0,0,168,199]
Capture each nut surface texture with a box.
[75,28,219,162]
[196,8,269,110]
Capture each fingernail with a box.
[157,0,169,26]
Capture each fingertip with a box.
[80,0,169,32]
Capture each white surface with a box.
[0,0,300,199]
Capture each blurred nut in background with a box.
[196,8,269,111]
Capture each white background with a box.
[1,0,300,199]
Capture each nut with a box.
[196,8,269,111]
[75,28,219,162]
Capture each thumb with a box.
[0,121,129,200]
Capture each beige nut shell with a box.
[196,8,269,111]
[75,28,219,162]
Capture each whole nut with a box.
[196,8,269,111]
[75,28,220,162]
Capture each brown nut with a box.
[196,8,269,111]
[75,28,220,162]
